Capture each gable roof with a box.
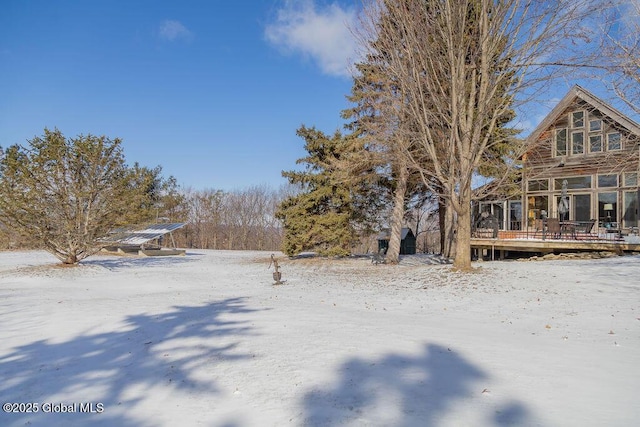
[526,85,640,144]
[377,227,415,240]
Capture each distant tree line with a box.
[171,185,285,252]
[0,182,286,256]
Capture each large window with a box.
[555,128,567,156]
[598,174,618,188]
[555,195,571,221]
[479,202,505,230]
[509,201,522,230]
[555,176,592,190]
[573,194,591,222]
[528,195,548,224]
[598,192,617,226]
[557,112,627,156]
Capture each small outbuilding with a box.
[101,223,187,256]
[377,227,417,255]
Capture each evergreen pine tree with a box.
[276,126,358,257]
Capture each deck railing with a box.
[473,220,630,242]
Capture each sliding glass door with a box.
[573,194,591,222]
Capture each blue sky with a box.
[1,1,637,192]
[0,0,360,191]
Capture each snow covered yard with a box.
[0,250,638,427]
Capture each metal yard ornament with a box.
[269,254,283,285]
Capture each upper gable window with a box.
[589,134,602,152]
[607,132,621,150]
[572,111,584,128]
[589,119,602,132]
[555,128,567,156]
[572,131,584,154]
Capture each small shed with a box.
[377,227,417,255]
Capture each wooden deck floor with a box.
[471,236,640,259]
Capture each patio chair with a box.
[576,219,596,240]
[560,221,577,239]
[545,218,561,239]
[583,219,596,234]
[371,247,386,265]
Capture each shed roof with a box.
[377,227,414,240]
[104,223,187,246]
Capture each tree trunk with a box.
[438,194,457,258]
[386,163,408,264]
[441,198,456,259]
[452,188,472,271]
[438,196,447,255]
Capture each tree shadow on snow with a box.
[303,343,534,426]
[0,297,259,427]
[80,254,198,271]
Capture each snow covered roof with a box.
[104,223,187,246]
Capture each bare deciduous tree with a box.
[358,0,604,270]
[181,186,283,251]
[600,1,640,115]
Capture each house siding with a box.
[523,87,640,231]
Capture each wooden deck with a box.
[471,234,640,260]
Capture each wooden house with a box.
[522,85,640,233]
[475,86,640,234]
[470,86,640,258]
